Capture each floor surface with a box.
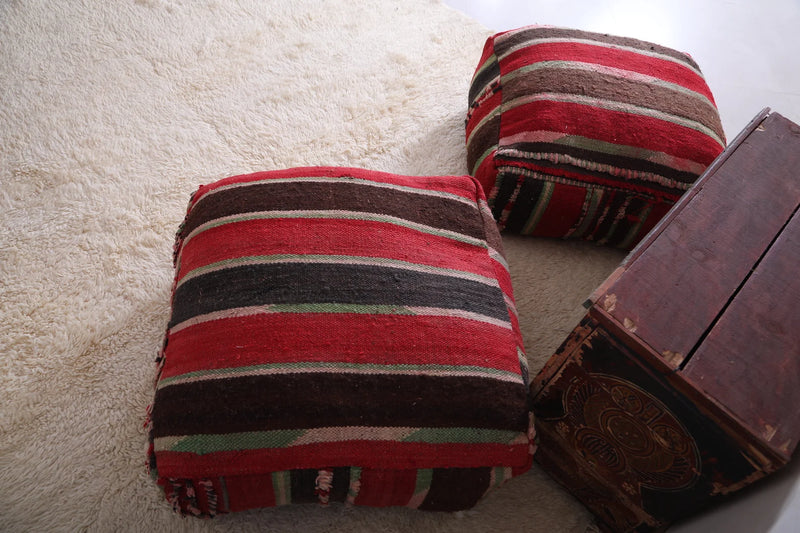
[443,1,800,532]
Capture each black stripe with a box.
[468,54,500,105]
[504,177,546,234]
[490,171,520,222]
[290,469,319,504]
[589,189,630,243]
[151,374,529,437]
[419,468,491,511]
[500,142,700,188]
[289,467,351,503]
[604,194,652,248]
[497,158,681,199]
[181,180,484,241]
[169,262,508,328]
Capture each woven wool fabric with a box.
[147,167,533,517]
[466,25,727,249]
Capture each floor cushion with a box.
[466,25,726,249]
[147,166,534,516]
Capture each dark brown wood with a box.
[591,111,800,368]
[531,109,800,533]
[683,204,800,463]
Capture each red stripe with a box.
[354,469,417,507]
[161,313,520,379]
[176,217,495,283]
[474,152,499,195]
[466,90,502,139]
[530,183,589,237]
[191,167,479,209]
[499,100,723,165]
[476,34,499,75]
[637,200,673,239]
[155,441,531,478]
[223,474,276,511]
[501,42,713,100]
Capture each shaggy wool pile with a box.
[0,1,625,531]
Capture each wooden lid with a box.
[589,109,800,461]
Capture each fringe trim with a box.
[315,469,333,506]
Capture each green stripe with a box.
[177,253,499,290]
[521,181,554,234]
[469,144,497,176]
[158,361,524,389]
[570,188,604,239]
[402,427,520,444]
[347,467,362,502]
[272,471,292,505]
[182,210,487,251]
[491,466,509,488]
[157,427,523,455]
[618,201,654,249]
[414,469,433,496]
[169,302,511,336]
[165,429,306,454]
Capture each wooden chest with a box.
[530,109,800,532]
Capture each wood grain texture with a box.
[599,112,800,366]
[684,204,800,462]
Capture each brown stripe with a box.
[467,114,501,173]
[494,26,698,70]
[151,373,529,438]
[502,66,724,139]
[181,180,485,241]
[479,199,505,256]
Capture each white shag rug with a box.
[0,1,625,531]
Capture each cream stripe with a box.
[168,303,512,335]
[193,175,479,209]
[291,426,417,446]
[498,149,694,190]
[180,209,487,251]
[405,306,512,330]
[497,36,704,78]
[158,363,524,390]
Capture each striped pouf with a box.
[147,167,533,516]
[466,26,726,249]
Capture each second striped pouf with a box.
[466,25,726,249]
[146,167,534,516]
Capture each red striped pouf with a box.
[147,167,533,516]
[466,26,726,249]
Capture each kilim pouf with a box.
[465,25,726,249]
[146,167,534,516]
